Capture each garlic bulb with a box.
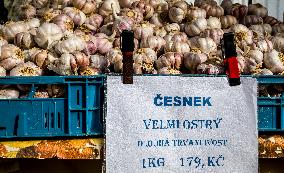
[0,89,19,99]
[40,8,62,22]
[230,24,253,49]
[247,49,263,64]
[63,7,87,26]
[164,41,190,53]
[99,0,120,17]
[0,66,6,76]
[200,28,224,45]
[52,14,75,34]
[187,6,206,21]
[89,34,114,55]
[155,52,183,70]
[107,47,123,72]
[48,53,75,75]
[169,1,188,23]
[83,13,103,32]
[10,61,43,76]
[271,36,284,53]
[207,17,221,29]
[47,85,65,98]
[252,39,273,52]
[120,8,144,24]
[118,0,137,8]
[26,48,49,68]
[131,1,154,19]
[133,48,157,74]
[249,24,272,35]
[185,18,207,37]
[184,52,208,73]
[99,22,114,36]
[25,18,41,30]
[189,37,217,54]
[220,15,237,29]
[150,13,164,27]
[72,51,90,71]
[133,22,154,40]
[154,26,167,38]
[14,32,36,49]
[112,7,134,36]
[55,35,86,54]
[34,23,63,49]
[140,36,166,52]
[1,21,28,41]
[264,49,284,74]
[18,4,36,20]
[164,23,180,33]
[163,32,188,43]
[0,44,25,70]
[72,0,96,14]
[90,54,110,72]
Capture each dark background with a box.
[0,158,283,173]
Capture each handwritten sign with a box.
[106,76,258,173]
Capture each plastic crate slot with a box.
[13,115,19,136]
[51,113,54,128]
[77,90,80,105]
[65,78,86,82]
[44,113,48,129]
[58,112,61,129]
[77,113,81,128]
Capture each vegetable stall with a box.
[0,0,283,170]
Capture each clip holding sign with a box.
[121,30,134,84]
[221,32,241,86]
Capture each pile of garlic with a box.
[0,0,284,78]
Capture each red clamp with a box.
[222,32,241,86]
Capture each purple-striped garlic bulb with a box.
[184,52,208,73]
[230,24,253,50]
[133,22,155,40]
[251,39,273,52]
[185,18,207,37]
[112,5,134,37]
[14,32,36,49]
[63,7,87,26]
[18,4,37,20]
[189,37,217,54]
[120,8,144,24]
[155,52,183,70]
[82,13,103,33]
[72,0,96,14]
[10,62,43,76]
[52,14,75,34]
[163,32,188,43]
[131,1,154,19]
[0,44,25,70]
[200,28,224,45]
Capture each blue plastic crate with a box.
[0,76,105,138]
[256,76,284,132]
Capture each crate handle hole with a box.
[51,113,54,128]
[77,90,80,105]
[44,113,48,129]
[58,113,61,129]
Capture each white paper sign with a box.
[106,76,258,173]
